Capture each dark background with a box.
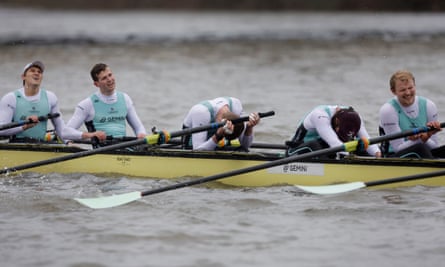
[0,0,444,11]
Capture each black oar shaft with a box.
[141,146,339,196]
[0,113,60,131]
[368,122,444,145]
[365,169,445,187]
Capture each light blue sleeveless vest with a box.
[13,89,49,139]
[390,97,428,130]
[200,97,233,139]
[387,97,428,151]
[91,92,127,137]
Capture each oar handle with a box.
[40,113,60,121]
[0,113,60,131]
[231,111,275,124]
[170,110,275,138]
[368,122,445,146]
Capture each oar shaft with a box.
[365,169,445,187]
[141,144,342,197]
[0,113,60,131]
[368,122,445,145]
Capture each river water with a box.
[1,7,445,267]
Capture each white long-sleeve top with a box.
[379,96,439,152]
[301,105,381,156]
[62,91,146,140]
[0,88,65,138]
[182,97,253,150]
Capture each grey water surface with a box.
[1,8,445,267]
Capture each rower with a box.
[0,60,66,143]
[285,105,381,158]
[181,96,261,151]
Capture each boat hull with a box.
[1,143,445,189]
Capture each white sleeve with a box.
[230,97,244,115]
[62,98,94,141]
[425,99,440,149]
[185,104,217,150]
[239,128,253,149]
[356,119,380,156]
[306,108,343,147]
[379,102,419,152]
[124,93,146,136]
[46,91,66,141]
[0,92,21,136]
[230,97,253,149]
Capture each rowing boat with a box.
[1,142,445,189]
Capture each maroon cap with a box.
[333,108,361,142]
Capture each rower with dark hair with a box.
[0,60,66,143]
[62,63,146,146]
[286,105,381,158]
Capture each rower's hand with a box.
[137,133,146,139]
[90,131,107,142]
[247,112,260,128]
[22,115,39,130]
[427,121,441,134]
[222,120,234,135]
[415,121,441,143]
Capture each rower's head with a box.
[389,70,416,107]
[331,107,361,142]
[222,111,245,140]
[90,63,116,95]
[22,61,45,86]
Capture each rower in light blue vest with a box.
[182,96,261,151]
[379,70,443,159]
[62,63,147,147]
[380,97,428,154]
[198,97,233,141]
[13,89,50,139]
[286,105,381,158]
[90,92,127,138]
[0,60,65,143]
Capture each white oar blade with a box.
[74,191,142,209]
[295,182,366,195]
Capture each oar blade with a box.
[295,182,366,195]
[74,191,142,209]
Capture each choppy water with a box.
[1,7,445,267]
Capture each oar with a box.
[74,122,443,209]
[0,113,60,131]
[74,138,288,150]
[0,110,275,175]
[295,169,445,195]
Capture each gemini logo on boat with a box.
[267,163,324,176]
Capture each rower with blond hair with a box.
[379,70,443,158]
